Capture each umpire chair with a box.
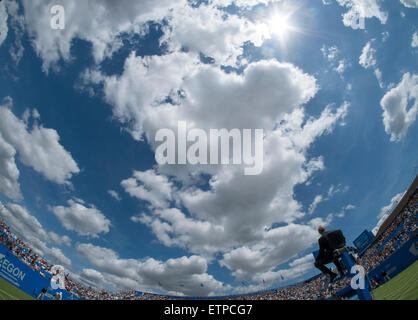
[327,230,373,300]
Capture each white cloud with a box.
[380,73,418,141]
[0,134,21,200]
[4,0,25,64]
[76,243,228,295]
[101,51,199,141]
[160,4,268,66]
[108,190,121,201]
[335,60,346,74]
[372,191,405,234]
[374,68,384,88]
[308,195,323,214]
[359,40,377,69]
[321,45,339,62]
[359,40,385,87]
[49,198,111,238]
[0,1,8,46]
[81,54,324,202]
[0,202,72,266]
[412,31,418,48]
[345,204,356,210]
[382,31,389,42]
[400,0,418,8]
[99,56,319,145]
[0,99,80,186]
[71,268,111,290]
[308,214,334,229]
[307,184,351,216]
[336,0,388,29]
[327,184,349,197]
[219,224,317,280]
[321,45,347,75]
[21,0,185,72]
[252,253,314,286]
[334,203,356,218]
[121,169,173,209]
[210,0,276,7]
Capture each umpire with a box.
[314,226,345,281]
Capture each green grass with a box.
[372,260,418,300]
[0,276,36,300]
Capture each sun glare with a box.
[268,13,291,39]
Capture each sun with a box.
[268,12,291,39]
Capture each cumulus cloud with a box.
[160,3,268,66]
[0,99,80,186]
[101,51,199,141]
[219,224,318,280]
[121,170,173,209]
[21,0,185,72]
[130,109,347,283]
[70,268,112,291]
[252,253,314,286]
[135,102,348,259]
[49,198,111,237]
[98,55,319,143]
[380,73,418,141]
[76,243,228,295]
[336,0,388,29]
[0,202,72,266]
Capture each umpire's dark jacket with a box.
[317,231,332,261]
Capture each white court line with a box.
[0,287,20,300]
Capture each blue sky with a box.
[0,0,417,296]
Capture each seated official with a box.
[314,226,344,281]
